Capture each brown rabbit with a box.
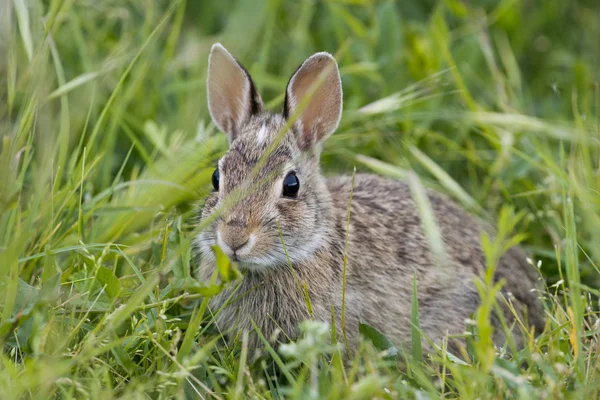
[195,43,544,354]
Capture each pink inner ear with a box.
[207,45,263,142]
[208,48,249,134]
[286,54,342,150]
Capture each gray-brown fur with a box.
[196,43,544,353]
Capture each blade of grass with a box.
[411,274,423,365]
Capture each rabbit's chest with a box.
[210,275,315,340]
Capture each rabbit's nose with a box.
[218,226,251,256]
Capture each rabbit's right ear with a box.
[207,43,263,142]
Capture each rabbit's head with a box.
[196,43,343,271]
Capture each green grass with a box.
[1,0,599,398]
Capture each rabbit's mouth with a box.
[209,224,326,271]
[212,228,288,270]
[236,260,278,273]
[217,231,257,261]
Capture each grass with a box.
[1,0,599,398]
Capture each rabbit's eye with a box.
[212,169,220,191]
[282,172,300,198]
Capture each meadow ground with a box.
[1,0,599,398]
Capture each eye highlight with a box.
[212,169,220,191]
[282,172,300,198]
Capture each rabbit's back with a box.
[327,173,543,349]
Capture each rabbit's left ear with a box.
[207,43,263,143]
[283,52,342,151]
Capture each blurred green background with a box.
[1,0,600,397]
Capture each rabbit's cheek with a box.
[247,232,273,256]
[276,200,303,230]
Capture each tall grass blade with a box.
[411,274,423,364]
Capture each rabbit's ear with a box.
[283,52,342,150]
[207,43,263,142]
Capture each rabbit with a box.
[195,43,544,355]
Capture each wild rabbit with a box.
[195,43,544,354]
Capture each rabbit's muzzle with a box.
[217,215,256,261]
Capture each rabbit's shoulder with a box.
[328,172,487,229]
[326,173,488,271]
[327,173,462,221]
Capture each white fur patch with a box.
[256,124,267,144]
[216,230,232,256]
[237,234,256,257]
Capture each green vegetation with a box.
[1,0,599,398]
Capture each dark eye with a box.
[212,169,220,191]
[282,173,300,198]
